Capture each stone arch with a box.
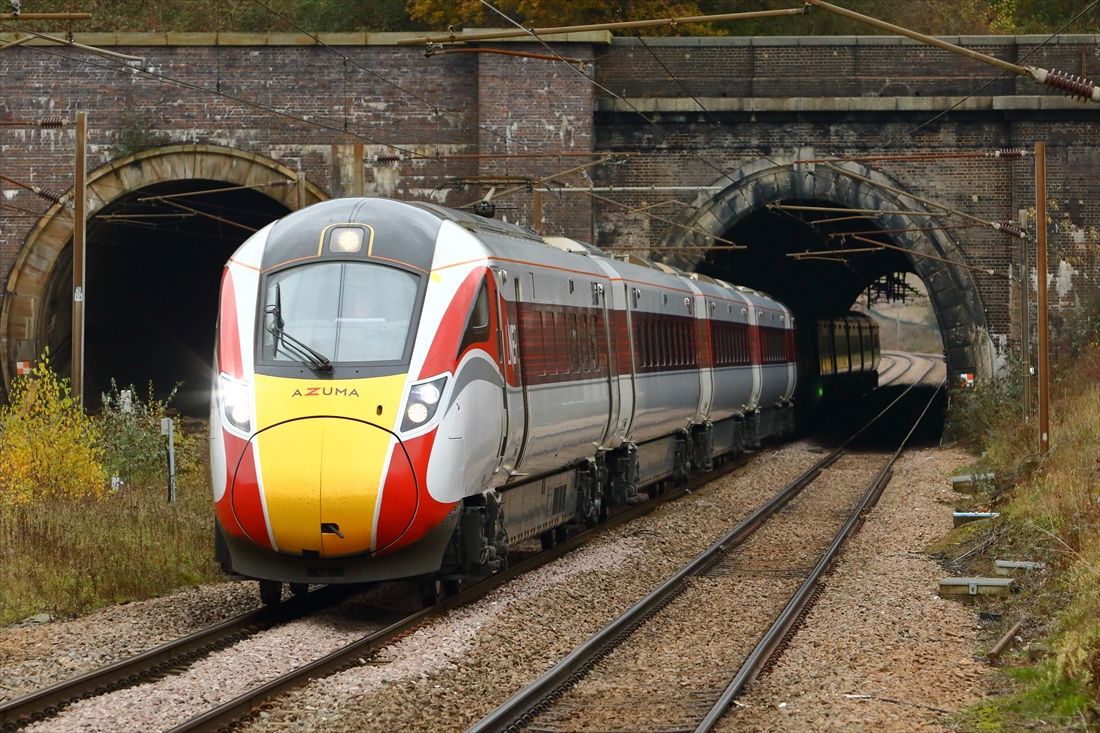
[1,144,327,386]
[659,157,994,380]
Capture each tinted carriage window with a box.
[261,262,418,364]
[458,279,491,355]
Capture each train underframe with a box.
[221,402,796,605]
[430,400,796,597]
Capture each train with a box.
[210,197,879,604]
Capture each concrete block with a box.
[939,577,1014,597]
[951,473,995,493]
[953,511,999,527]
[994,560,1046,575]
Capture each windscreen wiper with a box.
[264,285,334,372]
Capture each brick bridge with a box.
[2,31,1098,408]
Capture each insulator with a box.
[375,154,401,164]
[992,221,1027,239]
[988,148,1026,159]
[1036,67,1100,102]
[37,116,66,129]
[31,185,65,205]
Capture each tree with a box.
[405,0,721,35]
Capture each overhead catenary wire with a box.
[0,24,144,61]
[847,233,1013,280]
[894,0,1100,137]
[399,6,811,46]
[474,0,1032,265]
[476,0,785,189]
[816,163,1030,240]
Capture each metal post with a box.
[352,143,365,197]
[72,111,87,406]
[1018,208,1031,420]
[160,417,177,503]
[1035,141,1050,454]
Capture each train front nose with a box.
[233,417,417,558]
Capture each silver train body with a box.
[211,198,874,587]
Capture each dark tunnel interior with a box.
[696,199,917,325]
[46,180,290,416]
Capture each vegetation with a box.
[0,358,219,625]
[11,0,1100,35]
[0,352,108,507]
[945,334,1100,730]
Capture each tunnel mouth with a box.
[694,197,947,440]
[41,179,290,415]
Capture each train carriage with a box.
[210,198,875,602]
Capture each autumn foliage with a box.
[0,354,108,506]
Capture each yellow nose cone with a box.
[250,373,410,557]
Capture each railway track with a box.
[468,369,943,733]
[6,380,938,733]
[2,434,765,733]
[878,350,944,388]
[0,588,354,732]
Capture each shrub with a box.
[98,380,194,488]
[0,353,108,506]
[943,356,1027,457]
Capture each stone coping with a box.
[1,31,1095,48]
[596,94,1100,113]
[609,33,1100,47]
[0,30,611,46]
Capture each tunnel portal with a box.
[657,158,994,381]
[42,181,290,414]
[1,145,326,415]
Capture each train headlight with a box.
[219,374,252,434]
[401,375,448,432]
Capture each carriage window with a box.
[261,261,418,364]
[458,279,491,355]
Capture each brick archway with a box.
[659,157,995,380]
[1,144,327,388]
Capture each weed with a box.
[952,342,1100,729]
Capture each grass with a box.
[944,340,1100,731]
[0,362,223,625]
[960,661,1094,732]
[0,440,221,625]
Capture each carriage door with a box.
[594,280,618,449]
[490,268,528,482]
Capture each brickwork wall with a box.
[2,34,1099,363]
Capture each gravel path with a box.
[719,445,985,732]
[0,582,258,704]
[525,452,886,732]
[241,442,825,732]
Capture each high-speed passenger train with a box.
[210,198,878,603]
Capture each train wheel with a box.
[289,582,309,597]
[258,579,282,606]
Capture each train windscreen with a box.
[260,261,419,365]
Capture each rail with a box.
[468,368,940,733]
